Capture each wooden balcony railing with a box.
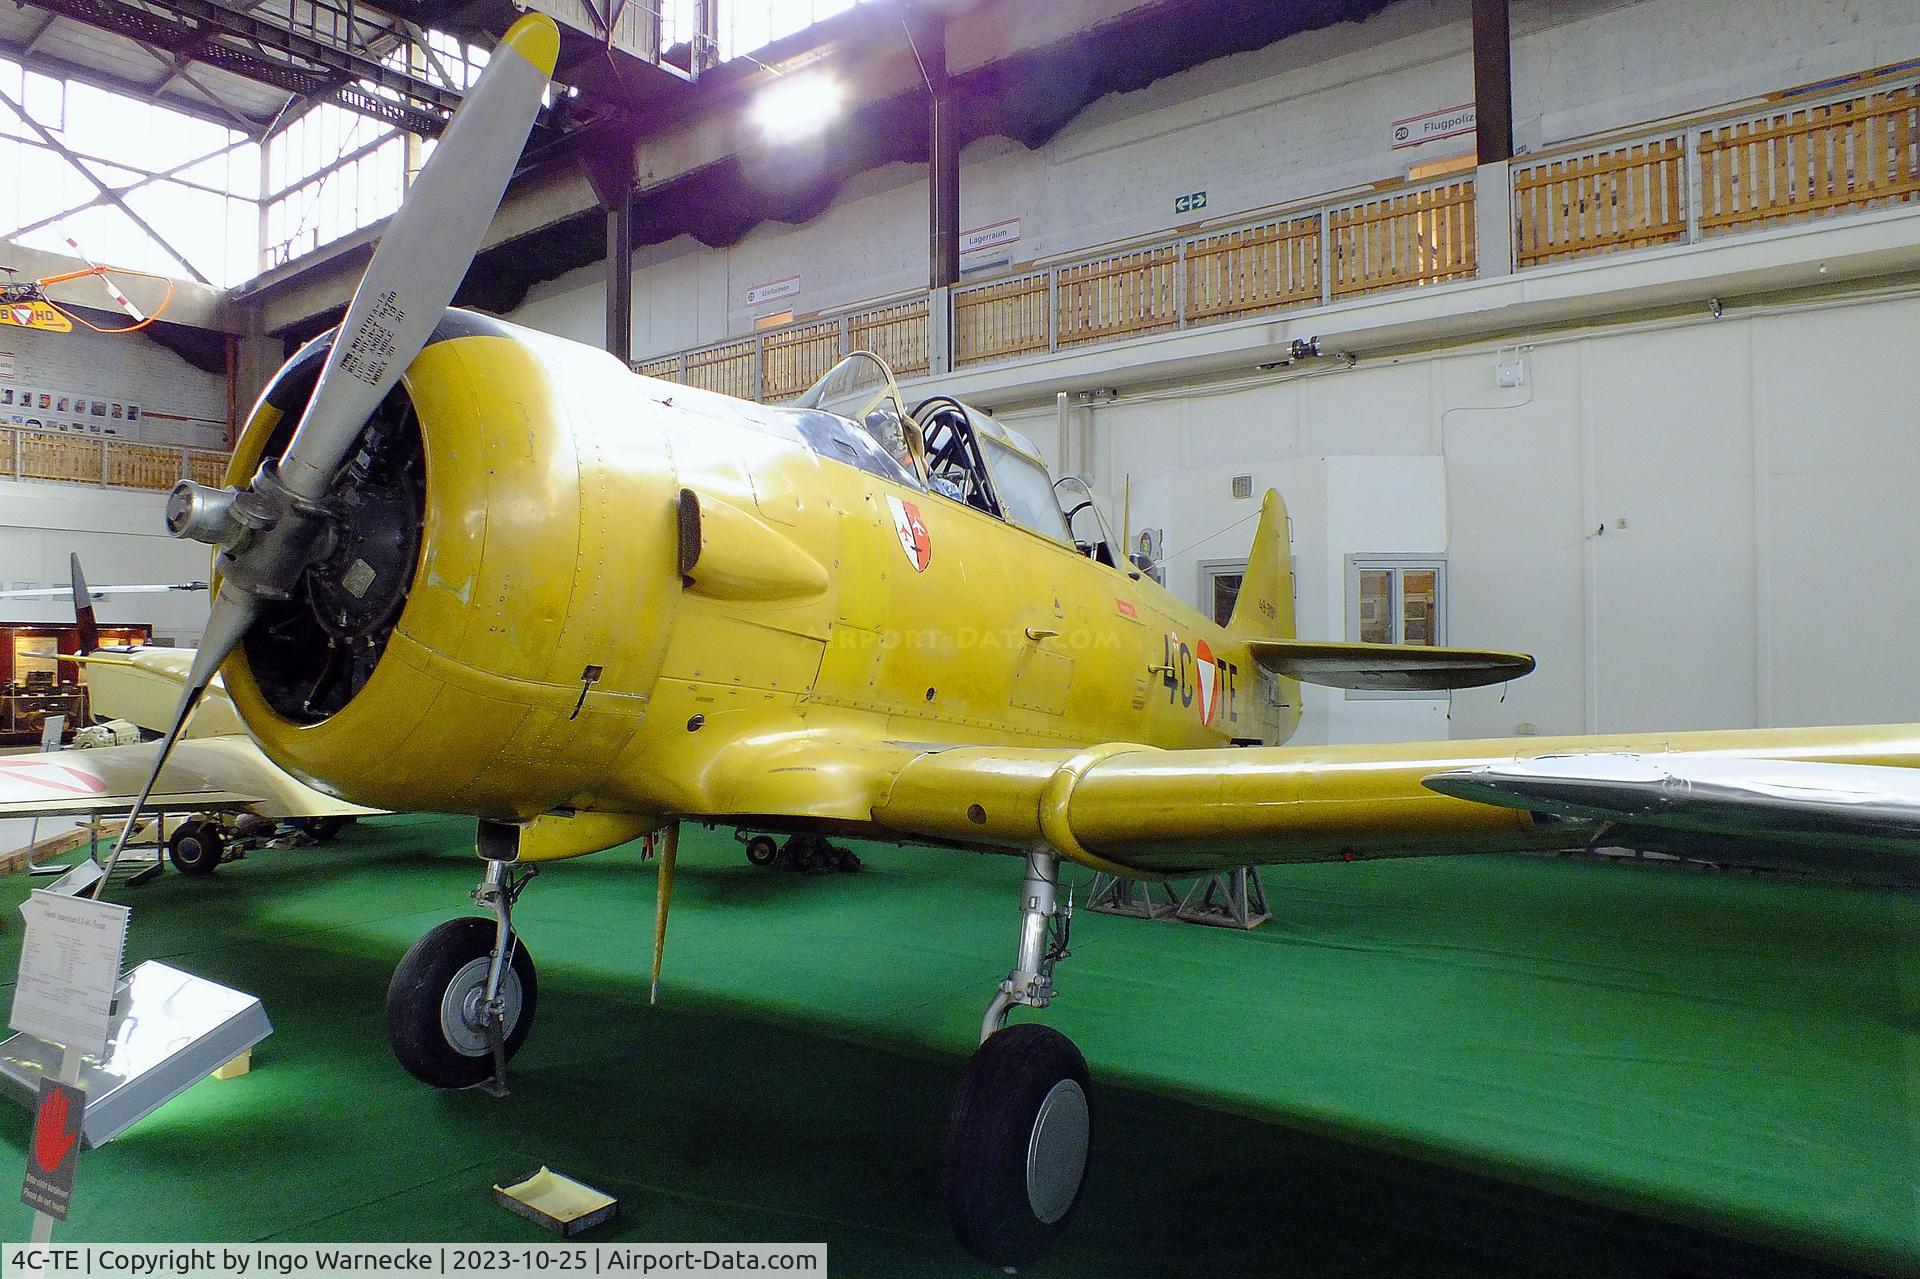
[625,63,1920,395]
[3,426,232,492]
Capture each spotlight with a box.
[753,73,842,143]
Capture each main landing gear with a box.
[387,823,539,1094]
[943,851,1092,1267]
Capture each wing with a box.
[0,737,376,820]
[1422,753,1920,881]
[71,649,243,737]
[861,726,1920,884]
[1246,640,1534,690]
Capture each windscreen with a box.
[981,437,1069,543]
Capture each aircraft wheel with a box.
[167,820,224,876]
[291,816,351,842]
[386,917,537,1089]
[744,835,779,867]
[943,1023,1092,1267]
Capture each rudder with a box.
[1227,489,1295,641]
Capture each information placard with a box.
[9,892,129,1059]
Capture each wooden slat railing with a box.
[1514,136,1687,265]
[2,425,232,492]
[847,297,931,375]
[1186,216,1321,323]
[629,65,1920,391]
[683,339,757,399]
[633,355,682,382]
[1700,83,1920,234]
[1055,246,1178,347]
[760,319,842,401]
[1329,179,1477,299]
[953,272,1049,367]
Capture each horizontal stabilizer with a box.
[1246,640,1535,690]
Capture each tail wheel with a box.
[943,1023,1092,1267]
[744,835,779,867]
[386,916,538,1089]
[167,820,224,876]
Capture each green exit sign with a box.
[1174,190,1208,215]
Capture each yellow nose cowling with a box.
[222,322,681,823]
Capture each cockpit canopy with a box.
[798,353,1107,553]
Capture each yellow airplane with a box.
[107,14,1920,1265]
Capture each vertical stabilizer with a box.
[69,553,99,654]
[1226,490,1295,641]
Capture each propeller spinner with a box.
[93,14,562,896]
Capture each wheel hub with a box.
[440,955,523,1056]
[1025,1078,1089,1225]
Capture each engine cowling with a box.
[220,314,681,822]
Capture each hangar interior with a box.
[0,0,1917,1273]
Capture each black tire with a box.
[943,1023,1093,1267]
[291,816,350,842]
[167,821,224,876]
[386,917,538,1089]
[744,835,779,867]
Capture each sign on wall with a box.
[745,275,801,307]
[1173,190,1208,216]
[960,218,1022,256]
[1391,104,1476,149]
[0,351,13,378]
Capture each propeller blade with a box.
[276,13,558,502]
[68,553,98,655]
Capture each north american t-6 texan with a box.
[34,13,1920,1267]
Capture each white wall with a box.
[0,481,212,645]
[510,0,1920,356]
[1,318,229,451]
[984,291,1920,746]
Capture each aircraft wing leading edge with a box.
[0,737,376,821]
[864,724,1920,884]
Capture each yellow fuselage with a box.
[222,326,1294,848]
[219,322,1920,873]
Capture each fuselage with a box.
[220,317,1298,838]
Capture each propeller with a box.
[89,13,561,897]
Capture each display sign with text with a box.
[10,892,129,1058]
[1392,103,1476,149]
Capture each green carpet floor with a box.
[0,816,1914,1275]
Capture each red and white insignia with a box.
[0,759,109,802]
[1194,638,1220,726]
[887,495,932,572]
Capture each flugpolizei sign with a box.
[1391,103,1476,149]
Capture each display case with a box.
[0,621,151,746]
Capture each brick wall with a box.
[0,315,228,451]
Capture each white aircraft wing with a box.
[1423,753,1920,881]
[0,737,376,821]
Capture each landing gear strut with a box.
[943,852,1091,1267]
[386,826,539,1093]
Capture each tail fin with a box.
[69,552,99,655]
[1227,489,1295,640]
